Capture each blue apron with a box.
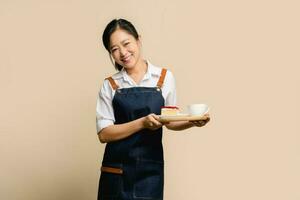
[98,69,167,200]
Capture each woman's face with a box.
[109,28,142,70]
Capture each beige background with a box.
[1,0,299,199]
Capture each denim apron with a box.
[98,69,167,200]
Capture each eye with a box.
[124,42,130,46]
[111,48,117,53]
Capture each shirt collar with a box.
[143,61,157,81]
[113,60,161,82]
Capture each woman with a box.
[96,18,210,200]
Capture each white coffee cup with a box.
[188,104,209,116]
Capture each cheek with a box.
[128,44,139,54]
[111,51,120,60]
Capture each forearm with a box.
[165,121,194,131]
[98,117,145,143]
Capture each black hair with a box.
[102,18,139,71]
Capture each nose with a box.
[119,46,127,57]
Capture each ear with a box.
[137,35,142,46]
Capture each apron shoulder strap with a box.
[156,68,167,88]
[105,76,119,90]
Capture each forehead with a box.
[109,29,136,46]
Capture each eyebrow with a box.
[110,39,129,49]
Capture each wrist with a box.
[137,117,146,130]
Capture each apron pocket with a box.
[99,166,122,198]
[134,160,164,199]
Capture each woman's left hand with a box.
[189,113,210,127]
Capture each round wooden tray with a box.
[158,114,208,122]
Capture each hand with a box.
[190,113,210,127]
[143,113,164,130]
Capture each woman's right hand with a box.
[99,113,167,143]
[142,113,164,130]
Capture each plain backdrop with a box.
[0,0,299,199]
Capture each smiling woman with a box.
[102,19,142,72]
[109,29,145,83]
[96,18,210,200]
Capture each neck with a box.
[126,59,148,75]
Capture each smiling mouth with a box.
[121,55,131,62]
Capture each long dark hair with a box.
[102,19,139,71]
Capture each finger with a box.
[198,121,206,126]
[201,120,208,126]
[152,119,162,127]
[152,114,160,120]
[148,114,158,121]
[202,115,209,120]
[191,121,200,125]
[192,120,206,127]
[149,114,162,126]
[203,114,210,120]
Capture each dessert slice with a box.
[161,106,179,116]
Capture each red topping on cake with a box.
[161,106,179,109]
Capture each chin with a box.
[123,60,137,69]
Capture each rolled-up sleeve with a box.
[164,70,177,106]
[96,80,115,134]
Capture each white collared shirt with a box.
[96,61,177,133]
